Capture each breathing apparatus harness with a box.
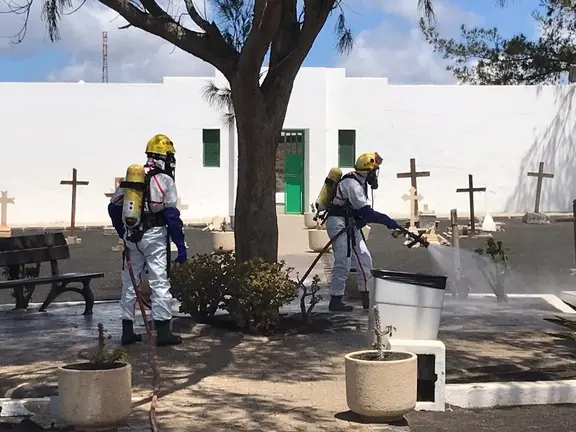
[316,168,379,258]
[120,154,176,280]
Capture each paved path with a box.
[2,293,576,430]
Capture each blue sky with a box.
[0,0,543,83]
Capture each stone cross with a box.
[456,174,486,234]
[0,191,15,234]
[397,158,430,216]
[527,162,554,214]
[104,177,123,198]
[402,186,423,230]
[60,168,89,237]
[177,198,188,212]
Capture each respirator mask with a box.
[366,167,379,190]
[164,152,177,180]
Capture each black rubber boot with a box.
[154,320,182,346]
[329,295,354,312]
[121,320,142,346]
[361,291,370,310]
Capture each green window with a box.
[203,129,221,167]
[338,129,356,168]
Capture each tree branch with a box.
[237,0,283,82]
[97,0,239,77]
[268,0,299,72]
[261,0,335,103]
[139,0,168,18]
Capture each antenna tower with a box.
[102,31,108,83]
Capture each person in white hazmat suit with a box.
[108,134,187,346]
[325,152,402,312]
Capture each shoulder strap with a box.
[143,167,162,214]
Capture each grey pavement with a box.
[2,294,576,424]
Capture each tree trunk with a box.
[231,80,291,263]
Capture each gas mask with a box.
[164,152,176,180]
[366,167,379,190]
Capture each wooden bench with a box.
[0,232,104,315]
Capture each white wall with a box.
[1,68,575,226]
[0,78,232,226]
[330,82,576,216]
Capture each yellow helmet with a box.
[355,152,382,172]
[145,134,176,156]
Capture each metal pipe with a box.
[450,209,462,298]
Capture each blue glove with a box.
[107,203,125,239]
[354,217,367,230]
[355,205,401,230]
[164,207,187,263]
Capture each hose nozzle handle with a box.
[399,227,430,249]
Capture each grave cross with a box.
[397,158,430,216]
[402,186,423,230]
[60,168,89,237]
[104,177,123,198]
[527,162,554,214]
[456,174,486,234]
[0,191,15,229]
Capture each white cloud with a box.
[0,0,482,84]
[338,0,483,84]
[0,0,214,82]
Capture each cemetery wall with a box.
[0,68,575,226]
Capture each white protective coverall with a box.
[326,172,373,297]
[109,158,177,322]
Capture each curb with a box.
[445,380,576,408]
[4,380,576,420]
[0,397,56,417]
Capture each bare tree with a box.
[9,0,436,263]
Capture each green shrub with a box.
[225,259,299,333]
[171,252,236,321]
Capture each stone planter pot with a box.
[212,231,235,253]
[345,350,417,421]
[57,361,132,429]
[308,229,330,252]
[304,212,317,229]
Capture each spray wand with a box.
[392,227,430,249]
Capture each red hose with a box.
[124,247,161,432]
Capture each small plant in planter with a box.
[344,307,417,421]
[474,237,509,302]
[212,218,235,252]
[298,273,323,324]
[57,323,132,430]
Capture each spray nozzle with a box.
[395,227,430,249]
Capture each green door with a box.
[281,131,305,214]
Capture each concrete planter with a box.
[57,361,132,429]
[212,231,235,253]
[308,229,330,252]
[345,350,417,421]
[304,212,317,229]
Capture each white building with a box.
[1,67,575,227]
